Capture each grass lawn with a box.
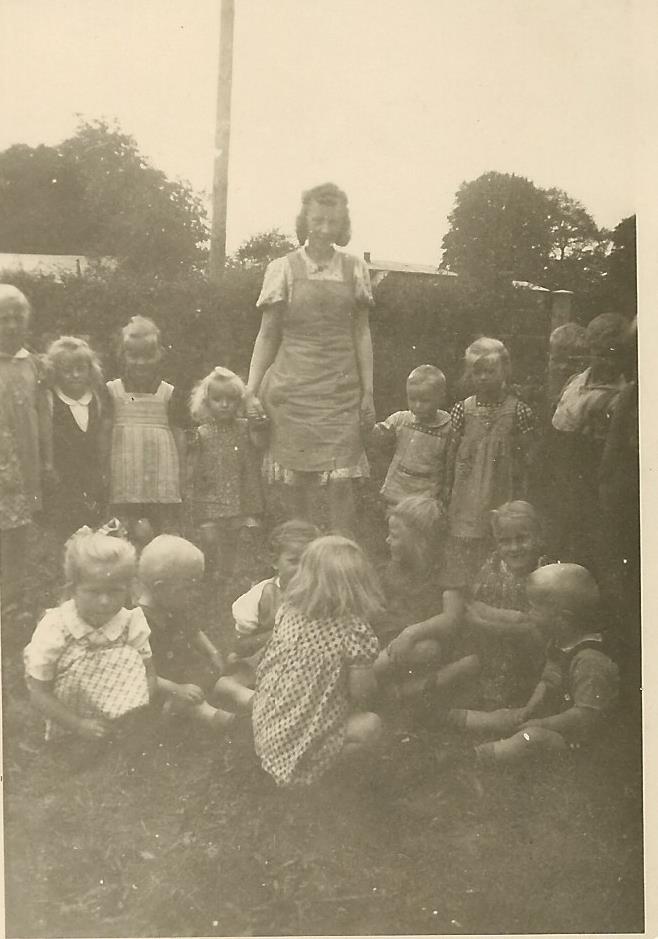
[2,491,645,938]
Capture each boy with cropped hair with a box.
[445,563,619,764]
[373,364,451,509]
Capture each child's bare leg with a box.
[190,700,236,732]
[374,638,442,685]
[400,654,480,702]
[1,525,29,613]
[446,706,523,736]
[342,711,383,758]
[213,675,255,713]
[474,726,568,765]
[328,478,356,537]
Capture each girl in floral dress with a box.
[24,529,156,742]
[252,535,383,787]
[186,366,265,584]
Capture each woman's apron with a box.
[261,252,362,473]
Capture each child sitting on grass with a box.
[24,528,155,743]
[446,563,619,763]
[137,534,235,733]
[465,500,549,708]
[215,519,320,709]
[372,364,451,510]
[373,495,480,703]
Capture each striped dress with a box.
[107,379,181,504]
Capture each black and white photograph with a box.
[0,1,647,936]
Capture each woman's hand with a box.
[360,392,376,433]
[245,391,266,421]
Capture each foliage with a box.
[229,228,297,269]
[440,172,555,285]
[604,215,637,316]
[0,119,209,275]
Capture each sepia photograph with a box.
[0,1,646,936]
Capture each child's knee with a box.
[348,711,383,750]
[408,639,441,666]
[523,726,568,752]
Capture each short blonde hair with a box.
[389,495,444,572]
[464,337,512,381]
[0,284,31,321]
[121,315,161,346]
[269,519,321,557]
[64,530,136,585]
[45,336,105,391]
[527,563,600,625]
[407,364,446,394]
[189,366,246,423]
[490,500,542,542]
[285,535,383,622]
[139,534,205,585]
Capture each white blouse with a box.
[256,247,374,309]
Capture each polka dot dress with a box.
[252,603,380,787]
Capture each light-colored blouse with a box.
[256,247,374,308]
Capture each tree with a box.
[440,172,554,285]
[604,215,636,316]
[229,228,297,269]
[0,119,209,274]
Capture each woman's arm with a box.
[352,309,375,428]
[245,307,283,415]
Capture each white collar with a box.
[55,388,93,408]
[64,598,131,640]
[0,347,30,359]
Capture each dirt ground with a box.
[2,486,645,938]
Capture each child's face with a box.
[472,356,505,399]
[55,349,92,399]
[386,514,413,565]
[407,380,443,422]
[152,562,204,613]
[496,517,541,576]
[73,561,134,628]
[306,200,343,246]
[0,301,27,355]
[123,337,162,386]
[275,545,306,589]
[207,380,241,423]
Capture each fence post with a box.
[550,289,574,330]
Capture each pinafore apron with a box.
[260,252,362,473]
[449,395,518,539]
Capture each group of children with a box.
[0,280,635,791]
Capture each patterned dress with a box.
[107,379,181,504]
[24,600,152,740]
[186,419,263,526]
[0,349,48,530]
[252,603,380,787]
[470,552,549,708]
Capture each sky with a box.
[1,0,637,265]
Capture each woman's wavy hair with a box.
[189,365,246,423]
[489,500,543,544]
[389,495,445,574]
[63,530,136,589]
[45,336,106,401]
[295,182,351,247]
[285,535,384,622]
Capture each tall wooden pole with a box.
[208,0,235,283]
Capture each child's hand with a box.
[245,392,266,421]
[77,717,110,739]
[174,683,204,704]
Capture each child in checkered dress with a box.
[251,535,384,787]
[24,529,156,741]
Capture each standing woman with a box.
[245,183,375,534]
